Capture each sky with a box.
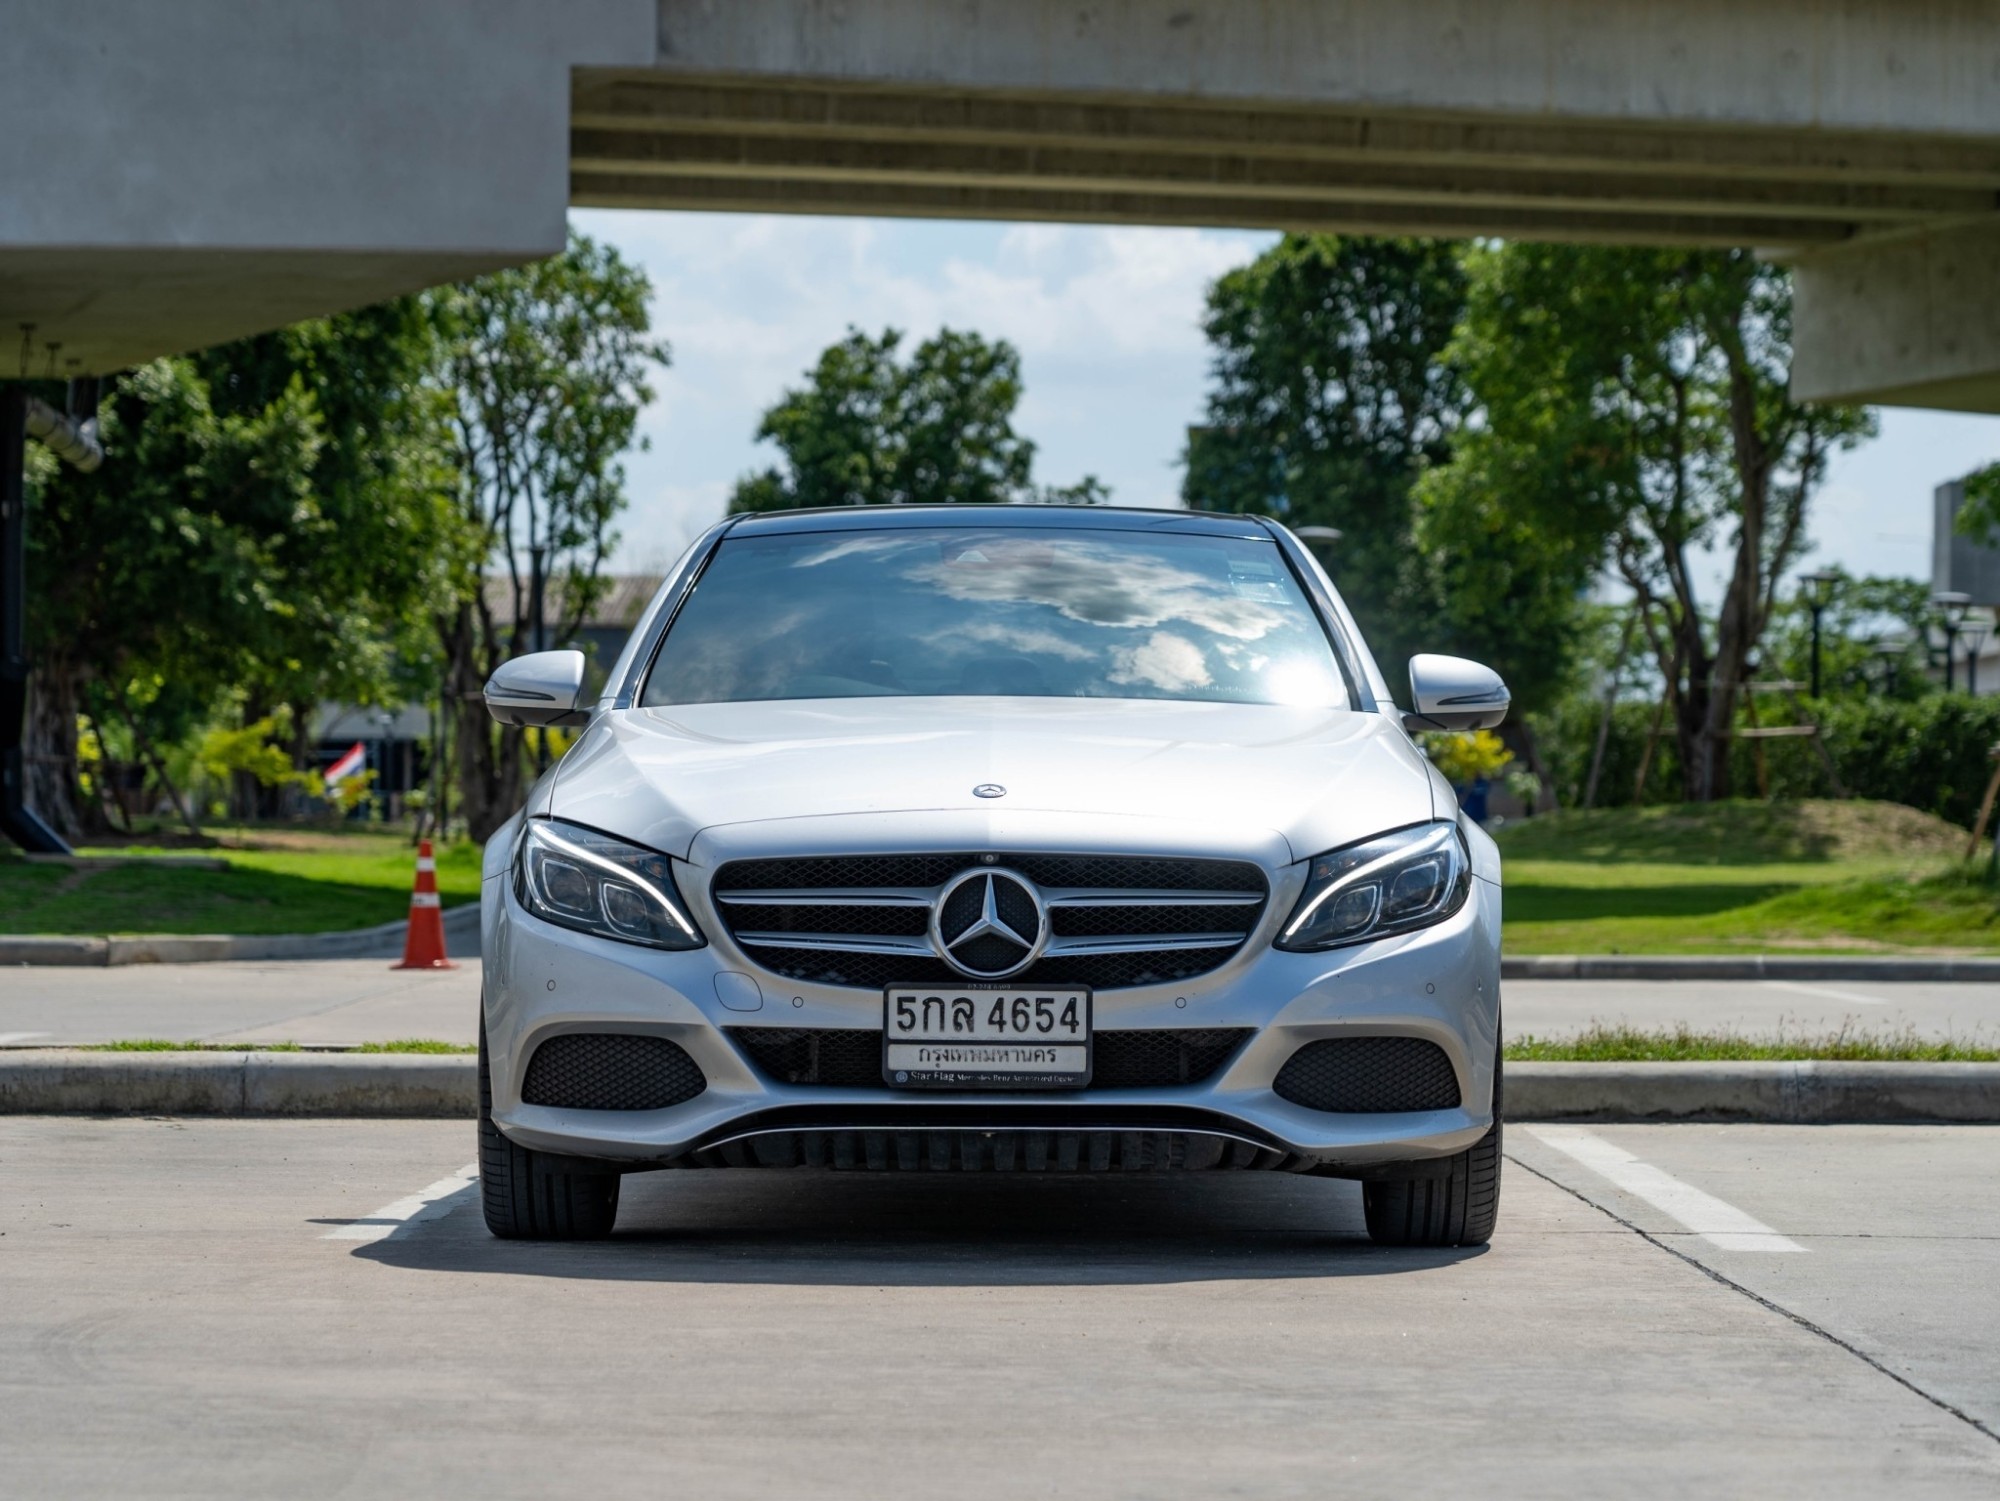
[573,207,2000,593]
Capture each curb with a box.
[0,1051,477,1116]
[1,1053,1996,1123]
[1501,954,2000,982]
[0,903,480,967]
[1507,1061,2000,1123]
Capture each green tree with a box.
[193,300,463,816]
[1956,464,2000,541]
[1184,235,1469,666]
[431,231,667,843]
[1413,430,1602,739]
[730,327,1101,511]
[1429,245,1873,801]
[26,359,329,836]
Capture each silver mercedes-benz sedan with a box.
[476,505,1511,1245]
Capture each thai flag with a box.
[323,742,366,789]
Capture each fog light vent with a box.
[521,1033,706,1111]
[1272,1037,1460,1113]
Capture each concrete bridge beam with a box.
[1792,220,2000,411]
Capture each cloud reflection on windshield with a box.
[904,539,1289,642]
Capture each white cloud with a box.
[572,210,1272,566]
[576,208,2000,593]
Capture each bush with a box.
[1422,729,1513,785]
[1531,699,1685,810]
[1534,694,2000,829]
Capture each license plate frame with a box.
[882,985,1093,1089]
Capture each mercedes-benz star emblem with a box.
[930,868,1048,979]
[972,784,1006,798]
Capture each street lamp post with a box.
[1933,592,1972,692]
[1799,569,1840,698]
[1962,610,1994,696]
[1873,638,1906,695]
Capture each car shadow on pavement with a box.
[353,1169,1487,1285]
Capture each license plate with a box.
[883,985,1092,1089]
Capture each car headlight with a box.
[1275,820,1471,952]
[514,819,704,950]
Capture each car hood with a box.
[550,697,1444,867]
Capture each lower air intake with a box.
[1272,1037,1461,1113]
[521,1033,707,1111]
[681,1128,1302,1172]
[728,1027,1252,1090]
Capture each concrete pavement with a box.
[2,962,1995,1049]
[0,1117,1994,1497]
[1505,976,2000,1045]
[0,959,483,1047]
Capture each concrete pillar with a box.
[1791,220,2000,412]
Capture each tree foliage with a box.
[25,298,461,833]
[431,231,666,843]
[26,362,318,833]
[1184,235,1469,667]
[195,301,462,720]
[730,326,1102,512]
[1426,245,1873,801]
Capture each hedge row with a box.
[1534,695,2000,830]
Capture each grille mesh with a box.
[521,1033,707,1111]
[728,1028,885,1087]
[736,947,1240,992]
[729,1027,1251,1090]
[1051,902,1257,938]
[711,852,1267,993]
[713,853,1265,894]
[1272,1037,1461,1114]
[721,903,929,938]
[1093,1028,1253,1088]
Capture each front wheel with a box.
[478,1023,620,1240]
[1362,1051,1502,1248]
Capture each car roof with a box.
[722,503,1273,541]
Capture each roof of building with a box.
[480,573,665,632]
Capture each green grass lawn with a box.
[1497,799,2000,955]
[1505,1023,2000,1062]
[0,829,481,936]
[6,799,1998,954]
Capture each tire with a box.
[479,1021,620,1241]
[1362,1048,1502,1248]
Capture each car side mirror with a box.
[484,650,589,728]
[1403,654,1510,732]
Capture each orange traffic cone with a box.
[392,839,458,970]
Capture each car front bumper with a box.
[481,825,1503,1175]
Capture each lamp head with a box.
[1932,590,1973,626]
[1799,568,1840,608]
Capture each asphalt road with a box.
[1,961,1995,1048]
[1,1118,1994,1498]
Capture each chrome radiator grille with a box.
[709,853,1268,992]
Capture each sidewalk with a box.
[0,962,1994,1050]
[0,960,481,1048]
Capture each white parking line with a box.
[1761,979,1887,1007]
[322,1163,479,1243]
[0,1032,50,1045]
[1526,1126,1806,1254]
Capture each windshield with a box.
[640,526,1350,708]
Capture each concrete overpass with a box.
[4,0,2000,409]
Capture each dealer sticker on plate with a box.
[883,985,1092,1089]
